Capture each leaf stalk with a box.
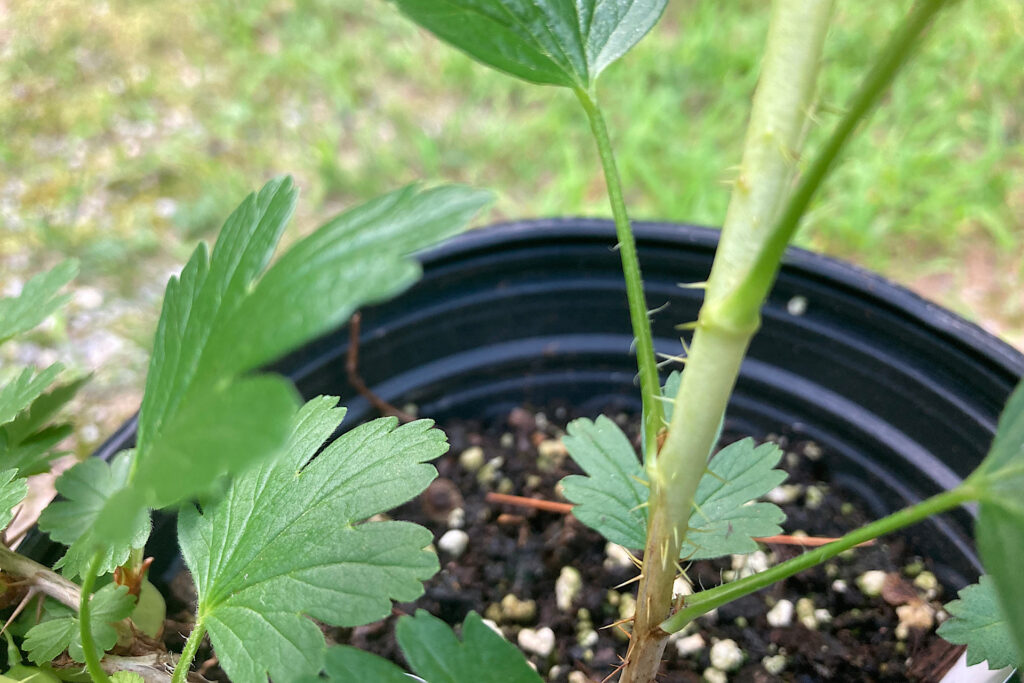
[171,616,207,683]
[662,485,976,633]
[79,551,113,683]
[575,88,664,459]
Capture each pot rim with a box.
[433,217,1024,378]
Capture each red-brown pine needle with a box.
[484,492,874,548]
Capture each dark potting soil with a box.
[163,406,965,682]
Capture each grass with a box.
[1,0,1022,441]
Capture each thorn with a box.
[601,659,628,683]
[629,475,651,489]
[677,281,708,290]
[675,321,699,331]
[702,466,728,484]
[648,301,670,316]
[613,574,644,589]
[619,546,644,570]
[600,616,636,631]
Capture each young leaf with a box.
[684,438,787,559]
[178,396,445,683]
[23,583,134,664]
[38,453,150,579]
[0,468,28,530]
[561,417,786,560]
[967,379,1024,664]
[390,0,667,89]
[937,575,1020,670]
[69,179,490,554]
[0,260,77,345]
[561,415,648,548]
[395,610,543,683]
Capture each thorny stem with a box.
[620,1,959,679]
[619,3,834,681]
[575,88,664,460]
[722,0,959,321]
[171,616,207,683]
[662,486,976,632]
[80,551,112,683]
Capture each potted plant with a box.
[1,0,1021,682]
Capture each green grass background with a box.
[1,0,1022,442]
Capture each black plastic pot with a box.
[24,219,1024,598]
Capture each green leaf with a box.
[110,674,144,683]
[202,184,494,378]
[0,424,73,478]
[684,438,787,559]
[80,179,490,553]
[0,261,77,345]
[22,619,77,665]
[1,376,87,476]
[38,453,151,579]
[0,469,28,530]
[561,417,786,560]
[0,365,62,430]
[316,646,409,683]
[968,379,1024,664]
[23,584,134,664]
[396,610,543,683]
[937,575,1021,670]
[561,415,648,548]
[314,614,542,683]
[390,0,667,89]
[178,396,445,683]
[2,376,86,445]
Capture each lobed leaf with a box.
[38,452,150,579]
[0,365,63,431]
[56,179,490,554]
[967,378,1024,664]
[390,0,667,89]
[561,417,786,560]
[0,260,77,345]
[685,438,787,559]
[23,583,134,664]
[0,468,28,530]
[937,575,1020,670]
[0,375,87,476]
[314,612,542,683]
[178,396,446,683]
[396,610,543,683]
[313,647,409,683]
[561,415,648,548]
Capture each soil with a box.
[163,405,967,682]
